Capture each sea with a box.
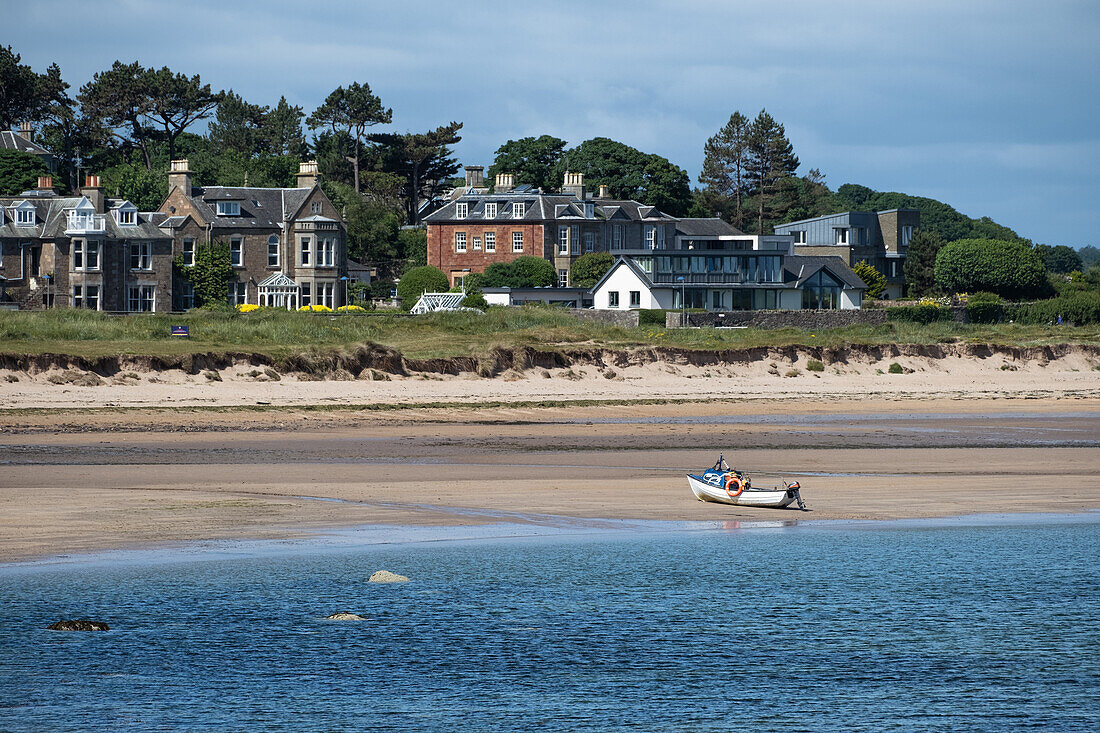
[1,514,1097,732]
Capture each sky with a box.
[10,0,1099,246]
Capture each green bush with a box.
[369,280,396,299]
[396,265,449,311]
[852,260,886,299]
[638,309,668,326]
[1005,292,1100,325]
[887,304,952,324]
[481,256,556,288]
[806,359,825,372]
[888,362,904,374]
[934,238,1050,299]
[966,292,1004,324]
[570,251,613,288]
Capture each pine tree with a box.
[699,112,750,230]
[903,229,944,297]
[745,110,799,234]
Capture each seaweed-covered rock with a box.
[48,619,109,631]
[369,570,409,583]
[325,612,366,621]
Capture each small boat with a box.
[687,455,807,510]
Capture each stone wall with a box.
[570,308,638,327]
[667,309,889,329]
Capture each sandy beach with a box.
[2,359,1098,563]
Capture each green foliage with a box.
[396,265,448,310]
[487,135,566,191]
[966,292,1004,324]
[1034,244,1083,274]
[1079,246,1100,268]
[1004,292,1100,325]
[0,45,66,128]
[700,112,751,230]
[904,229,945,297]
[307,81,392,194]
[369,121,463,224]
[744,109,799,234]
[369,280,396,299]
[175,243,234,308]
[886,304,952,324]
[806,359,825,372]
[638,309,667,326]
[0,149,49,195]
[834,186,1025,244]
[101,161,168,211]
[397,228,427,270]
[934,238,1050,300]
[482,256,556,288]
[887,362,904,374]
[555,137,692,216]
[852,260,887,299]
[570,251,613,289]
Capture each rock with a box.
[325,612,366,621]
[369,570,409,583]
[48,619,109,631]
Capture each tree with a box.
[206,90,268,157]
[555,138,691,215]
[699,111,751,230]
[1079,246,1100,269]
[481,256,556,288]
[570,251,613,288]
[307,82,392,195]
[266,96,306,157]
[396,265,448,310]
[487,135,566,191]
[852,260,887,299]
[779,168,838,225]
[1034,244,1083,274]
[903,229,944,297]
[77,61,156,169]
[144,66,221,163]
[371,121,463,224]
[398,228,427,270]
[100,161,167,211]
[0,46,66,128]
[175,243,234,308]
[745,109,799,234]
[934,238,1050,300]
[0,149,49,194]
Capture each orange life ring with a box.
[724,474,745,498]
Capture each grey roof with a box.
[424,193,677,224]
[776,208,920,228]
[0,130,52,157]
[183,186,313,229]
[589,256,654,293]
[675,218,742,237]
[0,195,169,240]
[783,255,867,289]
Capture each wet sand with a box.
[1,397,1098,563]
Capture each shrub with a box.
[396,265,449,311]
[236,303,261,313]
[934,238,1050,300]
[570,251,613,288]
[482,256,556,288]
[369,280,396,299]
[1005,292,1100,325]
[298,304,332,312]
[175,243,235,308]
[886,304,952,323]
[852,260,886,299]
[806,359,825,372]
[638,309,668,326]
[966,292,1003,324]
[462,291,488,310]
[336,305,366,312]
[888,362,904,374]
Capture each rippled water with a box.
[2,516,1098,731]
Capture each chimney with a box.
[562,171,585,199]
[37,175,53,191]
[18,121,33,142]
[81,175,104,213]
[597,183,611,199]
[297,160,319,188]
[464,165,484,189]
[495,173,515,193]
[168,159,192,195]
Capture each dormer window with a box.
[484,202,497,219]
[217,201,241,216]
[15,203,35,226]
[585,203,594,219]
[455,202,468,219]
[115,203,137,227]
[512,202,525,218]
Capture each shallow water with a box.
[2,516,1098,731]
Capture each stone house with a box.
[0,176,173,312]
[158,160,347,309]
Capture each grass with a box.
[0,307,1097,361]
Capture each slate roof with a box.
[675,218,743,237]
[0,195,169,240]
[424,193,676,224]
[782,255,867,290]
[182,186,313,229]
[0,130,52,157]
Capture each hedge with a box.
[886,304,953,324]
[1004,292,1100,325]
[966,292,1004,324]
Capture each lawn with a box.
[0,307,1096,360]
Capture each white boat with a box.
[687,455,806,510]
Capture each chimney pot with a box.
[81,174,105,213]
[37,175,53,190]
[168,160,193,196]
[495,173,515,193]
[297,160,319,188]
[598,184,611,199]
[18,121,33,142]
[562,171,586,198]
[464,165,484,189]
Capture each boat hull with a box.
[687,473,797,508]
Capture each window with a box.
[455,232,467,252]
[73,285,101,310]
[16,206,34,226]
[300,237,311,266]
[72,240,84,270]
[558,226,568,255]
[484,232,495,252]
[584,232,594,252]
[87,240,99,270]
[216,201,240,216]
[128,284,155,312]
[901,226,914,247]
[472,236,481,251]
[130,241,152,270]
[311,201,322,214]
[512,231,523,252]
[116,208,136,226]
[890,260,900,278]
[558,269,568,287]
[657,226,666,249]
[630,290,641,308]
[834,228,848,245]
[182,238,195,266]
[455,202,468,219]
[612,225,623,250]
[318,238,334,266]
[317,282,334,308]
[608,291,620,308]
[801,270,841,310]
[230,237,243,267]
[180,282,194,310]
[300,282,311,307]
[585,203,594,219]
[484,202,497,219]
[712,290,723,310]
[571,226,580,255]
[792,230,806,244]
[645,226,655,249]
[267,235,279,267]
[228,281,247,306]
[512,202,525,218]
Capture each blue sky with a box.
[11,0,1099,246]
